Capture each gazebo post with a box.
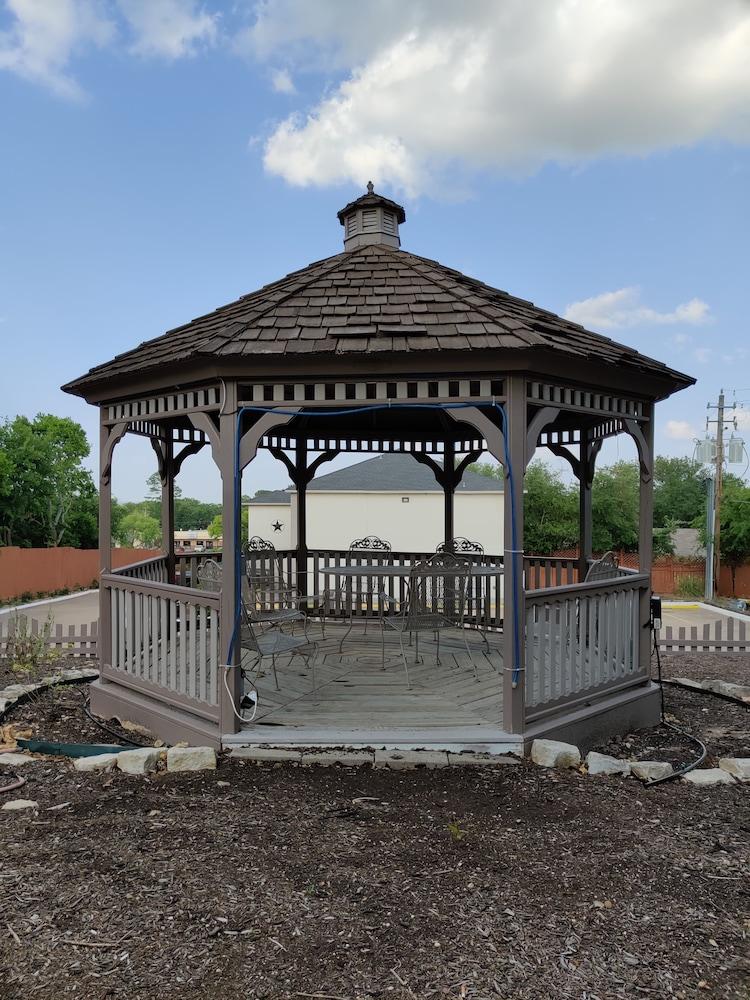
[98,413,113,670]
[161,439,176,583]
[443,439,455,544]
[295,439,309,601]
[578,428,594,581]
[636,405,655,669]
[218,381,241,735]
[503,375,526,734]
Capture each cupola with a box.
[337,182,406,250]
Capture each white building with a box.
[246,454,504,554]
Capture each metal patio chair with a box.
[333,535,392,652]
[240,601,318,694]
[584,551,620,582]
[436,538,491,651]
[244,536,327,637]
[379,552,476,688]
[196,558,222,593]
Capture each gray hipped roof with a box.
[247,489,293,505]
[307,454,502,493]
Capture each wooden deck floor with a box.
[225,621,518,752]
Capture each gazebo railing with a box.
[524,572,649,721]
[523,556,579,590]
[101,569,221,723]
[114,554,170,583]
[244,548,506,629]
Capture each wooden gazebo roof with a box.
[63,189,694,401]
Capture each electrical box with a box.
[727,437,745,464]
[695,438,717,463]
[650,595,662,631]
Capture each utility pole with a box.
[713,390,725,592]
[706,389,736,599]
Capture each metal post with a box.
[712,390,725,598]
[704,473,715,601]
[443,439,455,545]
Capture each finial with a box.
[366,180,374,195]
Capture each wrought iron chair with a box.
[196,558,222,593]
[436,538,490,651]
[244,536,327,637]
[239,600,318,694]
[379,552,476,687]
[584,551,620,582]
[333,535,392,652]
[436,537,484,556]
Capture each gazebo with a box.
[63,186,694,752]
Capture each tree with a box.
[0,413,98,547]
[207,514,223,539]
[653,457,707,529]
[591,461,639,552]
[719,481,750,595]
[118,511,161,548]
[146,471,182,500]
[522,462,579,554]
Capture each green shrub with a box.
[675,574,704,599]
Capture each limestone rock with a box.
[0,752,40,767]
[374,749,450,769]
[301,749,374,767]
[530,739,581,769]
[718,757,750,782]
[74,753,119,773]
[116,747,162,774]
[231,747,302,763]
[166,746,217,772]
[447,752,520,768]
[1,798,38,811]
[585,751,631,776]
[631,760,673,782]
[682,768,735,786]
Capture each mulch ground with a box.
[0,654,97,691]
[1,669,748,1000]
[660,652,749,688]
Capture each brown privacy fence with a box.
[0,547,161,602]
[544,549,750,599]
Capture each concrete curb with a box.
[0,667,99,722]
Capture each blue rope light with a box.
[226,401,522,687]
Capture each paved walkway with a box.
[0,590,99,628]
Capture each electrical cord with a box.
[78,687,153,748]
[644,628,707,787]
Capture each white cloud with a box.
[270,66,295,94]
[666,420,698,441]
[117,0,217,60]
[693,347,712,364]
[0,0,114,100]
[251,0,750,194]
[563,287,710,330]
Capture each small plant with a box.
[447,819,468,843]
[675,574,704,599]
[4,613,58,674]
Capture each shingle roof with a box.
[63,242,693,395]
[306,455,502,493]
[247,489,292,505]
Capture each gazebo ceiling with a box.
[63,186,694,402]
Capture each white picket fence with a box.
[658,619,750,652]
[0,615,98,657]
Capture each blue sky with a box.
[1,1,749,503]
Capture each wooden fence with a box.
[0,546,161,601]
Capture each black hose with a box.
[644,631,707,787]
[78,688,153,748]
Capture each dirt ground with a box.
[1,671,749,1000]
